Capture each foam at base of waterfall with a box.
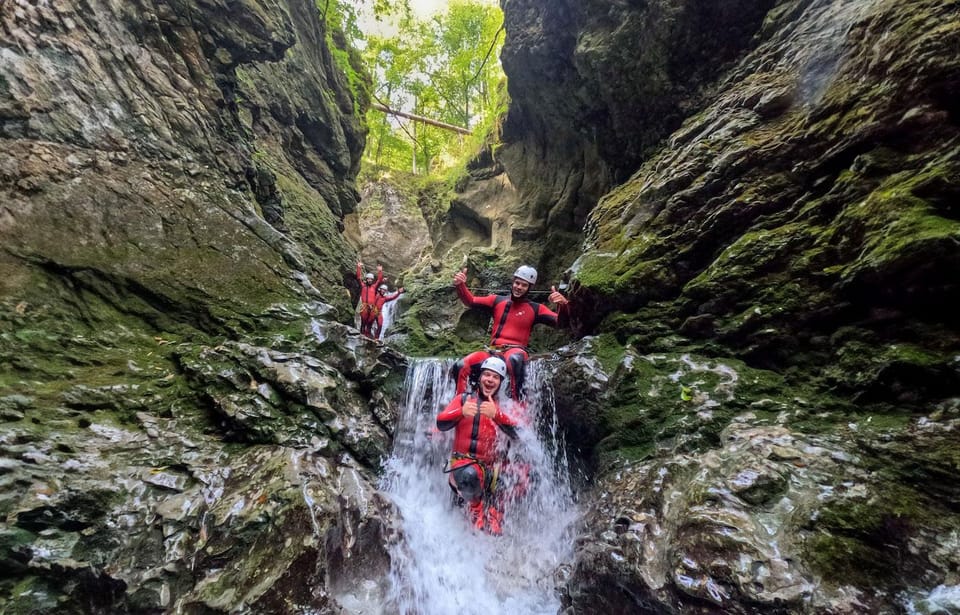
[381,358,577,615]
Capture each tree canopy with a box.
[359,1,506,175]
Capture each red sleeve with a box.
[376,270,384,286]
[436,396,464,431]
[385,291,401,301]
[356,263,362,282]
[455,282,497,309]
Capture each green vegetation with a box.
[319,0,383,112]
[360,0,506,176]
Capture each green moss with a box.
[393,297,477,358]
[589,334,626,373]
[1,576,65,613]
[591,350,852,462]
[596,444,655,467]
[320,3,370,115]
[835,163,960,290]
[597,353,708,456]
[805,480,956,588]
[252,148,355,321]
[574,242,678,308]
[804,533,894,587]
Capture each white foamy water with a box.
[378,298,399,340]
[380,359,578,614]
[904,583,960,615]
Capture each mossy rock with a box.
[804,479,959,589]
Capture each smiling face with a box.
[479,369,502,397]
[511,277,531,299]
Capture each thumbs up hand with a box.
[479,399,497,418]
[549,285,569,305]
[453,267,467,286]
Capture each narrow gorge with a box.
[1,0,958,613]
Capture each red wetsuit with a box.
[437,392,519,534]
[372,290,402,339]
[436,392,519,465]
[356,264,383,337]
[453,281,567,398]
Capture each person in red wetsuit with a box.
[371,283,404,340]
[437,356,518,535]
[356,260,383,338]
[452,264,569,400]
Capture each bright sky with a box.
[410,0,448,17]
[360,0,497,36]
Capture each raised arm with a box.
[436,395,465,431]
[533,286,571,328]
[453,267,496,309]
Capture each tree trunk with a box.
[371,103,471,135]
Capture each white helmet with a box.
[479,356,507,379]
[513,265,537,285]
[378,284,388,292]
[365,273,375,282]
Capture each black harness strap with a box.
[491,295,512,341]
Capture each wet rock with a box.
[567,0,960,410]
[550,338,610,453]
[178,338,400,467]
[498,0,777,269]
[563,417,960,613]
[0,395,33,417]
[353,180,432,275]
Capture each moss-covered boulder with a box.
[564,418,960,614]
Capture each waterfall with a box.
[380,358,578,614]
[378,299,399,340]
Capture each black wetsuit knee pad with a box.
[452,464,482,502]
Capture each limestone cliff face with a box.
[0,0,365,326]
[498,0,959,406]
[566,0,960,406]
[498,0,778,269]
[0,2,401,612]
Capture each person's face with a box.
[479,369,502,396]
[511,277,531,299]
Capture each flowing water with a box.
[380,359,578,614]
[378,298,399,340]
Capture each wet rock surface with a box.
[0,0,399,611]
[0,314,405,613]
[563,0,960,408]
[498,0,777,274]
[0,0,365,322]
[548,346,960,614]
